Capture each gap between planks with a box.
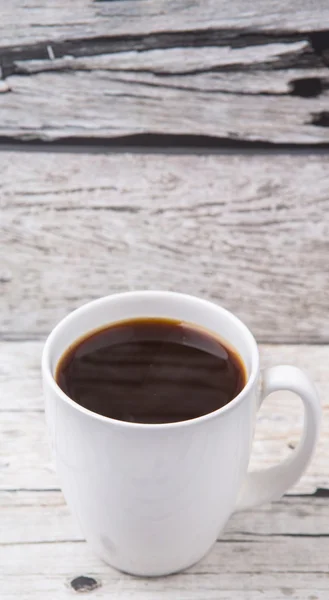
[1,492,329,546]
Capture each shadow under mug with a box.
[42,291,321,576]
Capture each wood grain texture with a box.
[2,539,329,599]
[1,342,328,494]
[1,0,329,46]
[1,492,328,545]
[1,151,329,342]
[1,2,329,142]
[1,494,329,598]
[1,500,329,599]
[1,490,328,546]
[1,45,329,144]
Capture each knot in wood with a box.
[70,575,101,593]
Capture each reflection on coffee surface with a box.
[56,318,247,423]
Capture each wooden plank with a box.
[1,151,329,342]
[1,2,329,143]
[1,491,328,545]
[0,490,81,545]
[1,493,329,598]
[1,0,329,47]
[1,43,329,143]
[2,535,329,599]
[0,342,328,493]
[0,411,56,490]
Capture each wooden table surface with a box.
[1,2,329,598]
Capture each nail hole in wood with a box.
[309,111,329,127]
[289,77,323,98]
[70,576,101,593]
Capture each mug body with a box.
[42,291,259,576]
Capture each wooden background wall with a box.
[1,151,329,342]
[1,2,329,598]
[1,1,329,143]
[1,1,329,343]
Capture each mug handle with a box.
[236,365,321,511]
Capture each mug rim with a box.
[42,291,259,429]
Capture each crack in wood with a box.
[234,532,329,539]
[1,488,328,496]
[0,409,44,413]
[309,30,329,66]
[0,24,329,145]
[1,135,329,151]
[0,28,328,78]
[185,569,329,576]
[0,539,84,547]
[2,534,327,548]
[310,487,329,497]
[45,204,140,213]
[0,488,62,493]
[14,187,117,198]
[9,52,325,79]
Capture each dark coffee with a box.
[55,318,247,424]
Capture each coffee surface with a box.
[55,318,246,423]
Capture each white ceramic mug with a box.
[42,291,321,577]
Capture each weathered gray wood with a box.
[0,490,81,545]
[1,152,329,342]
[0,411,55,490]
[13,42,315,78]
[1,342,328,493]
[0,342,42,411]
[1,0,329,46]
[1,491,328,545]
[1,493,329,598]
[1,2,329,142]
[1,535,329,598]
[2,46,329,143]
